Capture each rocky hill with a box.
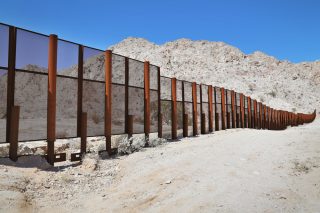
[110,38,320,114]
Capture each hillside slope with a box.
[110,38,320,113]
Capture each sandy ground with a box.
[0,119,319,213]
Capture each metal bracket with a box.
[53,153,66,162]
[70,152,82,162]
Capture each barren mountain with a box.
[109,38,320,114]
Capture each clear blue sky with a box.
[0,0,319,63]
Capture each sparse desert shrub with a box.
[292,108,296,112]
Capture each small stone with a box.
[4,168,8,172]
[165,180,172,184]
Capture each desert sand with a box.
[0,118,319,213]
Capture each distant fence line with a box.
[0,23,316,166]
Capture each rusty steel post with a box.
[226,91,230,129]
[171,78,177,140]
[9,106,19,161]
[125,57,129,134]
[128,115,134,138]
[192,82,198,136]
[208,86,213,132]
[77,45,84,137]
[253,100,257,129]
[7,26,17,144]
[231,91,236,128]
[259,102,263,129]
[263,105,267,129]
[201,113,206,134]
[47,34,58,166]
[80,112,87,154]
[183,114,188,137]
[144,61,151,143]
[105,50,112,154]
[240,94,245,128]
[157,67,162,138]
[221,88,226,130]
[247,97,251,128]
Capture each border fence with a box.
[0,23,316,165]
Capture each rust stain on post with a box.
[247,97,251,128]
[157,67,162,138]
[105,50,112,154]
[80,112,87,154]
[47,34,58,166]
[77,45,84,137]
[240,94,245,128]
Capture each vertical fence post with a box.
[47,34,58,166]
[259,102,263,129]
[214,87,219,131]
[240,94,245,128]
[200,84,206,134]
[105,50,112,154]
[7,26,17,145]
[171,78,177,140]
[144,61,151,143]
[182,82,188,137]
[208,86,213,132]
[192,82,198,136]
[221,88,226,130]
[226,90,231,129]
[124,57,129,135]
[9,106,19,161]
[80,112,87,154]
[231,91,236,128]
[77,45,84,137]
[157,67,162,138]
[247,97,251,128]
[263,105,267,129]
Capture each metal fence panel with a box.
[150,90,158,133]
[57,40,78,78]
[112,54,125,85]
[83,47,105,81]
[129,59,144,88]
[184,82,192,102]
[16,29,49,72]
[0,69,7,142]
[161,100,172,139]
[202,85,208,103]
[177,80,182,102]
[150,65,158,90]
[0,24,9,68]
[128,87,144,134]
[215,87,221,103]
[185,102,193,136]
[177,101,183,137]
[15,71,47,141]
[56,77,78,138]
[160,77,171,100]
[112,84,125,134]
[83,80,105,136]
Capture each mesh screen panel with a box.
[160,77,171,100]
[161,100,171,139]
[0,25,8,68]
[150,90,158,133]
[177,101,183,137]
[112,54,125,85]
[83,80,105,136]
[128,87,144,134]
[57,40,78,77]
[56,77,77,138]
[202,85,208,103]
[0,70,7,142]
[176,80,182,102]
[202,102,209,133]
[196,85,200,103]
[15,71,47,141]
[215,87,221,103]
[184,82,192,102]
[185,102,193,136]
[112,84,125,134]
[16,29,49,72]
[197,103,201,132]
[129,59,144,88]
[150,65,158,90]
[83,47,104,81]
